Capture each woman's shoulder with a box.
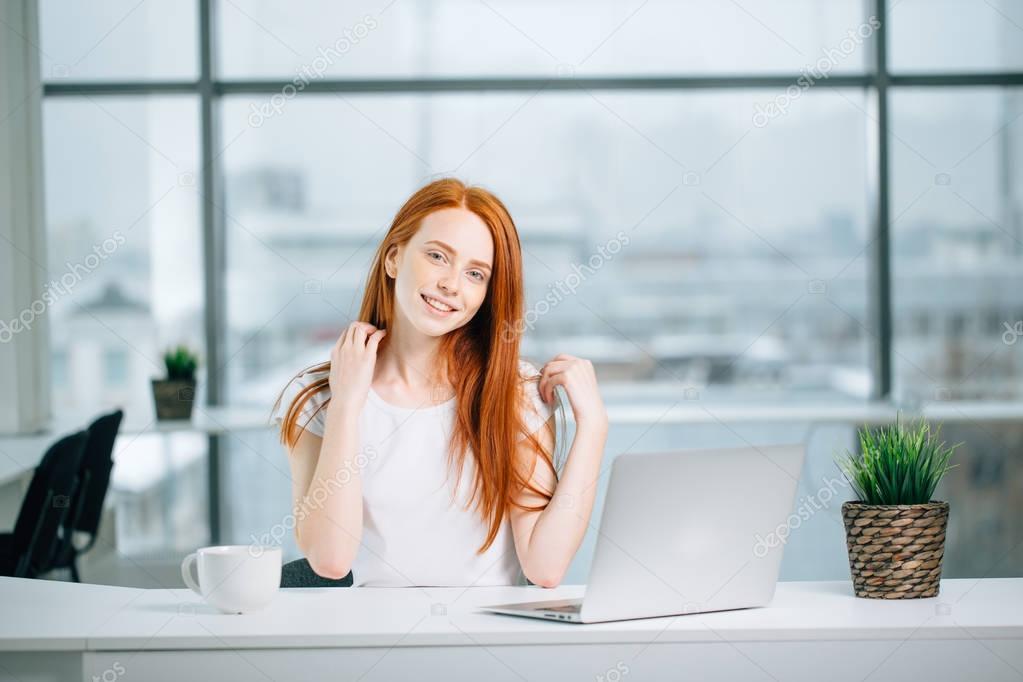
[517,357,543,380]
[292,365,330,388]
[516,357,558,438]
[272,366,331,436]
[279,366,330,403]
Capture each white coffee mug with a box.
[180,545,282,614]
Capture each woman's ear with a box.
[384,245,399,278]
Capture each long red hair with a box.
[273,178,560,554]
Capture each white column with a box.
[0,0,51,434]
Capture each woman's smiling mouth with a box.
[421,293,457,315]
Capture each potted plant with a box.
[152,344,199,420]
[835,416,959,599]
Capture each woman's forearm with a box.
[521,421,607,585]
[295,405,364,578]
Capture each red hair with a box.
[273,178,559,554]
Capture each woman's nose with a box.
[438,273,458,294]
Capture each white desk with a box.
[1,577,1020,681]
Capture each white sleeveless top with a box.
[272,359,559,587]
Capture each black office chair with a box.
[0,431,89,578]
[51,409,124,582]
[280,558,353,587]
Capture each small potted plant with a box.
[835,416,959,599]
[152,344,199,420]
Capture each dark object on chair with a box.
[0,431,89,578]
[51,409,124,582]
[280,558,353,587]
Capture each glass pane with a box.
[221,431,300,553]
[39,0,198,81]
[111,432,209,555]
[217,0,867,78]
[42,96,204,421]
[891,88,1023,402]
[220,89,869,409]
[888,0,1023,73]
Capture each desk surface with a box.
[1,578,1020,652]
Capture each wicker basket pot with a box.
[841,501,949,599]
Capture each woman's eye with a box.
[428,251,444,262]
[469,271,485,281]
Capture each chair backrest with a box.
[12,430,89,577]
[70,409,124,537]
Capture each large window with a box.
[37,1,1023,579]
[46,0,1022,415]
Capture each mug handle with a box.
[181,552,202,596]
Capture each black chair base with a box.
[280,558,353,587]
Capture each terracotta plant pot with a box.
[841,501,949,599]
[151,378,196,420]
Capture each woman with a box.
[272,178,608,588]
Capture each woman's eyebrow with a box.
[424,239,492,270]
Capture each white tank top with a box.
[273,359,559,587]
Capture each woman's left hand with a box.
[538,354,608,431]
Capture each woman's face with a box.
[386,207,494,337]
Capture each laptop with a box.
[481,444,805,623]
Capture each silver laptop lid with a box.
[580,444,805,623]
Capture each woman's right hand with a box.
[328,321,387,417]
